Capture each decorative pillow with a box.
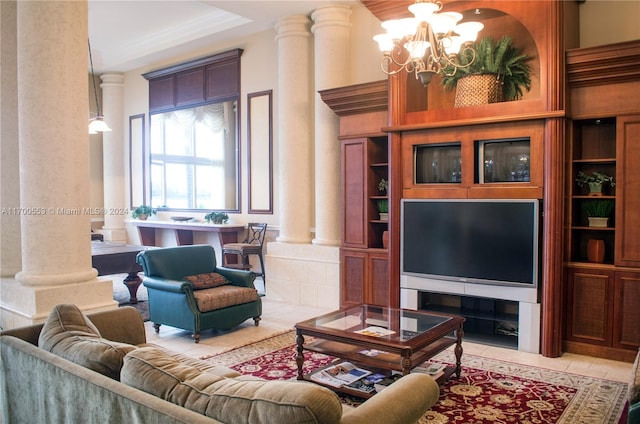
[38,304,136,380]
[184,272,230,290]
[121,347,343,424]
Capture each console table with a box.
[129,220,245,263]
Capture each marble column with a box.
[311,5,352,246]
[1,0,115,328]
[265,13,341,307]
[0,0,22,278]
[274,16,313,244]
[99,73,127,242]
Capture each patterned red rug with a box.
[201,332,628,424]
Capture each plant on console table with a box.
[441,36,532,107]
[581,199,614,228]
[575,171,615,196]
[132,205,156,220]
[204,211,229,224]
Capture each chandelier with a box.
[373,0,483,86]
[88,39,111,134]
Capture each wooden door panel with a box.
[566,269,613,345]
[342,140,367,247]
[613,272,640,349]
[340,250,366,307]
[616,115,640,267]
[367,253,389,306]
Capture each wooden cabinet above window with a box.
[143,49,242,113]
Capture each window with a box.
[150,101,238,210]
[142,49,243,212]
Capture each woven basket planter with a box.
[454,73,504,108]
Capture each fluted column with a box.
[100,73,127,242]
[311,5,352,246]
[1,0,115,327]
[274,16,313,243]
[0,0,22,277]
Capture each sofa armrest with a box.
[88,306,147,346]
[0,324,44,346]
[215,266,256,288]
[340,373,439,424]
[143,277,191,293]
[0,307,147,347]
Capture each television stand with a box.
[400,284,541,353]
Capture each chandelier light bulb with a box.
[455,21,484,43]
[428,11,462,35]
[408,1,439,21]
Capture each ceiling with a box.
[88,0,358,73]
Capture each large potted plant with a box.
[441,36,533,108]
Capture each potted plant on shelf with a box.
[581,199,614,228]
[378,178,388,195]
[377,178,388,221]
[441,36,533,108]
[377,199,388,221]
[131,205,156,220]
[204,211,229,224]
[575,171,615,196]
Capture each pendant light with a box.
[88,39,111,134]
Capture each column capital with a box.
[100,72,124,87]
[275,15,311,41]
[311,4,352,32]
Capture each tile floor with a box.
[143,294,633,384]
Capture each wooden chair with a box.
[222,223,267,287]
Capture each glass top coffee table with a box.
[294,304,464,394]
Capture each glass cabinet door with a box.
[414,143,462,184]
[477,137,530,183]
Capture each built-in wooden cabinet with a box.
[320,80,394,308]
[563,114,640,361]
[341,136,388,249]
[564,42,640,362]
[339,135,389,308]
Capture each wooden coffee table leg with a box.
[295,330,305,380]
[454,324,464,378]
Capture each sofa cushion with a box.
[192,285,258,312]
[38,304,136,380]
[184,272,230,290]
[121,347,343,424]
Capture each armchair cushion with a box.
[193,286,259,312]
[184,272,230,290]
[38,304,137,380]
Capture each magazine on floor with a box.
[413,362,447,379]
[310,361,372,388]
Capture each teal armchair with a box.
[136,244,261,343]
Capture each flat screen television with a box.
[401,199,540,288]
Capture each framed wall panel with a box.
[247,90,273,213]
[129,114,146,208]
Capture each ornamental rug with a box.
[201,331,627,424]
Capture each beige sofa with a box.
[1,305,440,424]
